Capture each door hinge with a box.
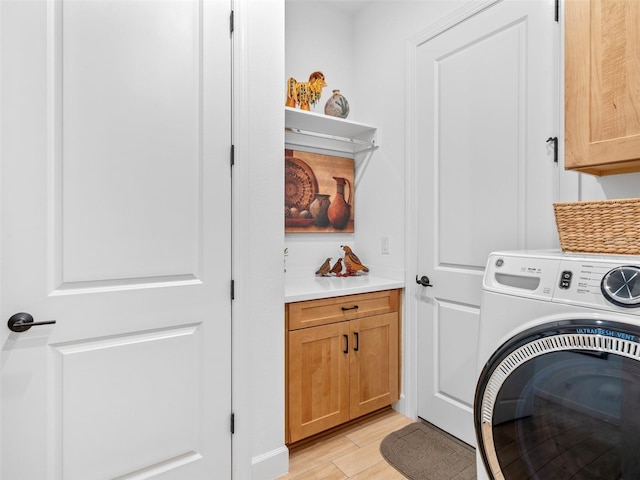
[554,0,559,22]
[230,413,235,434]
[231,279,235,300]
[230,10,234,34]
[546,137,558,163]
[230,144,235,167]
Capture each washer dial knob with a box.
[601,266,640,307]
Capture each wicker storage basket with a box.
[553,198,640,255]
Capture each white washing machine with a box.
[474,250,640,480]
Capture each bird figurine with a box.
[315,257,332,276]
[341,245,369,276]
[330,258,343,276]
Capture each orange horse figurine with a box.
[285,71,327,111]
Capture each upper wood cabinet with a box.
[565,0,640,175]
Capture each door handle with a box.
[353,332,359,352]
[343,334,349,354]
[8,312,56,332]
[416,275,433,287]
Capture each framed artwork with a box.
[285,149,354,233]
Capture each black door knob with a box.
[416,275,433,287]
[8,313,56,332]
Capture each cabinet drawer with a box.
[287,289,399,331]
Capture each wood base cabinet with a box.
[286,289,401,444]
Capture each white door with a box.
[414,0,558,446]
[0,1,231,479]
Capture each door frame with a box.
[403,0,506,421]
[0,2,4,475]
[231,0,288,479]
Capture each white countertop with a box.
[285,274,405,303]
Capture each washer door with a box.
[475,319,640,479]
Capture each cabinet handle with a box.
[343,334,349,354]
[353,332,359,352]
[342,305,359,311]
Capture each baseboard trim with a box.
[251,445,289,479]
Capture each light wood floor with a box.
[277,408,414,480]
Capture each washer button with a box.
[560,271,572,289]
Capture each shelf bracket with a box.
[285,127,378,151]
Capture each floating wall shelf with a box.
[285,107,378,155]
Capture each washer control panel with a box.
[483,251,640,313]
[554,258,640,311]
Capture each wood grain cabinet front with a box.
[285,289,401,444]
[565,0,640,175]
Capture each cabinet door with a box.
[349,313,399,419]
[565,0,640,175]
[288,322,350,443]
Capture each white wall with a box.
[577,168,640,200]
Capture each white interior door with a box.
[414,0,558,446]
[0,1,231,478]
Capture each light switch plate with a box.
[381,236,390,254]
